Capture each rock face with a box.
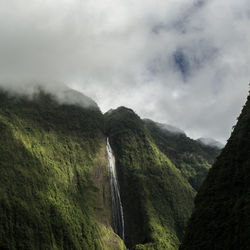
[180,95,250,250]
[0,89,125,250]
[0,88,220,250]
[104,107,220,249]
[106,138,125,241]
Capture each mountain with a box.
[0,88,220,250]
[143,119,221,191]
[0,88,125,250]
[104,108,220,249]
[180,95,250,250]
[104,107,195,249]
[144,120,186,136]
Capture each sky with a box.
[0,0,249,143]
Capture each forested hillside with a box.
[0,88,220,250]
[0,89,125,250]
[180,95,250,250]
[144,119,220,191]
[105,107,219,249]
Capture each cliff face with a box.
[105,107,219,249]
[0,90,125,250]
[180,95,250,250]
[0,89,220,250]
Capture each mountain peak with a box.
[54,87,99,109]
[0,84,99,110]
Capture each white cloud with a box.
[0,0,249,143]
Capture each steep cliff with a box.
[180,95,250,250]
[0,88,220,250]
[0,89,125,250]
[105,107,196,249]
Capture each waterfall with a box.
[106,138,125,241]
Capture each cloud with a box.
[0,0,249,143]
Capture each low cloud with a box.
[0,0,249,143]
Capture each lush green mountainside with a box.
[143,119,221,191]
[0,88,220,250]
[180,95,250,250]
[105,107,196,249]
[0,89,125,250]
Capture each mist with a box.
[0,0,249,143]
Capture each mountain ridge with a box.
[0,88,221,249]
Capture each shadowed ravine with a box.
[106,138,125,241]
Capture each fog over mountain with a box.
[144,119,186,135]
[0,0,249,143]
[197,137,224,149]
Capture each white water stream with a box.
[106,138,125,241]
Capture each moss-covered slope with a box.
[105,107,196,250]
[180,95,250,250]
[144,119,221,191]
[0,87,221,250]
[0,90,125,250]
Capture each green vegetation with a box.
[180,95,250,250]
[144,119,220,191]
[105,107,196,249]
[0,88,220,250]
[0,89,125,250]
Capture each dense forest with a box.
[0,88,220,249]
[180,94,250,250]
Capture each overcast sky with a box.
[0,0,249,143]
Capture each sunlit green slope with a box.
[0,89,125,250]
[0,88,220,250]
